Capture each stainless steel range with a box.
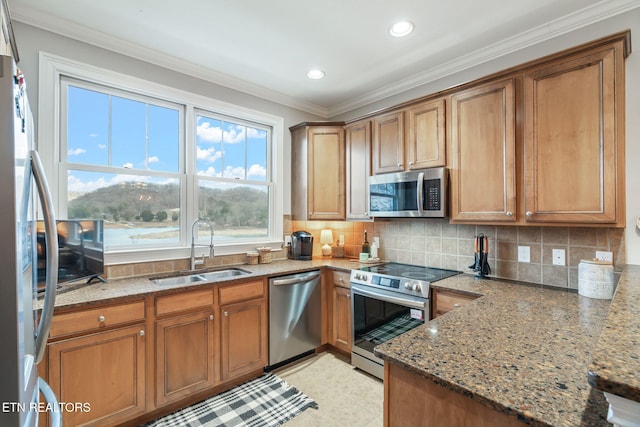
[350,263,461,379]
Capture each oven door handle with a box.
[351,286,427,310]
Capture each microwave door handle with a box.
[416,172,425,216]
[31,150,59,364]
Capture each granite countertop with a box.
[374,274,613,427]
[588,265,640,402]
[43,258,360,310]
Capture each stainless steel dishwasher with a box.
[268,270,321,367]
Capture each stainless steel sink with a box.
[151,268,250,286]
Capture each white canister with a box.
[578,259,615,300]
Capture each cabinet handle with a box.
[526,211,533,217]
[224,311,228,317]
[397,163,402,167]
[409,161,414,165]
[338,277,344,282]
[209,314,214,320]
[454,304,460,308]
[98,315,105,323]
[139,330,145,336]
[506,211,513,216]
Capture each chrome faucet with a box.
[190,219,214,270]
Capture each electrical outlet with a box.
[339,234,345,246]
[518,246,530,263]
[596,251,613,263]
[373,236,380,247]
[552,249,565,266]
[284,235,291,245]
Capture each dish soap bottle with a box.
[362,230,371,254]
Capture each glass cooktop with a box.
[360,262,461,282]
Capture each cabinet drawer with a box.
[434,290,477,315]
[156,289,214,316]
[50,301,145,338]
[219,280,265,305]
[332,271,351,288]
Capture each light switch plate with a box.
[518,246,530,263]
[552,249,565,266]
[596,251,613,263]
[339,234,345,246]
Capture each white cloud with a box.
[68,148,86,156]
[223,165,246,179]
[197,121,223,143]
[89,133,99,138]
[196,146,223,163]
[198,166,219,177]
[123,162,133,168]
[247,164,267,179]
[98,144,107,150]
[148,156,160,163]
[67,173,178,194]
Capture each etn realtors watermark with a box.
[2,401,91,413]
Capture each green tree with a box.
[155,210,168,222]
[140,209,155,222]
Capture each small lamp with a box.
[320,229,334,257]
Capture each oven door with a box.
[351,283,428,379]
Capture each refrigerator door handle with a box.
[38,377,61,427]
[30,150,58,364]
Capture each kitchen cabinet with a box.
[405,98,446,169]
[372,111,405,174]
[290,123,346,220]
[449,78,517,223]
[432,288,477,318]
[154,289,216,406]
[384,363,527,427]
[0,0,17,58]
[47,301,146,427]
[523,38,627,225]
[345,120,372,221]
[219,280,268,381]
[331,270,352,353]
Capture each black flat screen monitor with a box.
[36,219,105,286]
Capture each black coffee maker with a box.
[290,230,313,260]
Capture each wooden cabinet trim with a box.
[155,289,214,317]
[49,300,145,339]
[332,270,351,288]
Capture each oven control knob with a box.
[404,282,412,290]
[413,282,422,293]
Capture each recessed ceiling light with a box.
[389,21,414,37]
[306,69,325,79]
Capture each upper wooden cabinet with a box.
[523,40,626,224]
[345,120,372,221]
[291,124,345,220]
[450,78,517,222]
[372,111,405,174]
[405,98,446,169]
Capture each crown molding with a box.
[11,0,640,119]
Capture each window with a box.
[42,53,284,263]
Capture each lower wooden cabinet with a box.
[330,270,352,353]
[155,310,216,405]
[47,324,146,426]
[220,297,268,381]
[432,288,478,318]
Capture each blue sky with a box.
[65,85,268,196]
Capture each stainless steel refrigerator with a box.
[0,54,61,426]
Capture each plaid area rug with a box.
[144,373,318,427]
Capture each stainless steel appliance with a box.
[350,263,461,379]
[369,167,447,218]
[289,230,313,260]
[0,55,61,426]
[268,270,321,367]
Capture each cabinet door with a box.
[220,298,268,381]
[308,126,346,220]
[48,324,146,427]
[332,286,352,352]
[406,98,446,169]
[156,310,216,405]
[450,78,517,222]
[372,111,404,174]
[345,120,372,221]
[523,44,623,224]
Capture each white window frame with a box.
[38,52,284,265]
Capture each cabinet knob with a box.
[224,311,228,317]
[453,304,460,308]
[209,314,214,320]
[338,277,344,282]
[526,211,533,217]
[409,161,414,165]
[139,330,145,336]
[98,315,105,323]
[506,211,513,216]
[397,163,402,167]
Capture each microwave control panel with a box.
[424,178,441,210]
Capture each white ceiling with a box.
[7,0,640,117]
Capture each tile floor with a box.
[275,351,383,426]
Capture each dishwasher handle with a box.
[271,271,321,286]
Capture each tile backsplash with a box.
[290,217,624,289]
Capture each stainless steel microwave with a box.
[368,167,447,218]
